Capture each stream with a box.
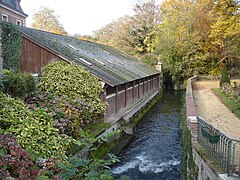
[113,91,183,180]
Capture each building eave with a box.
[20,33,115,87]
[0,3,28,18]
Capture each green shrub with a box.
[22,71,36,93]
[0,91,69,161]
[2,70,27,98]
[0,81,3,92]
[58,129,120,180]
[1,70,36,98]
[25,91,93,138]
[220,65,230,87]
[38,61,106,120]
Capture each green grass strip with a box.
[212,88,240,120]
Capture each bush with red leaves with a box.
[0,134,39,179]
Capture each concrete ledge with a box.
[187,116,198,142]
[219,174,239,180]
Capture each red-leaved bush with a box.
[0,134,39,179]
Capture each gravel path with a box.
[193,80,240,140]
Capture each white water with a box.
[112,92,183,179]
[113,154,181,174]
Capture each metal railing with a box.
[197,116,240,177]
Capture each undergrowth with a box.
[212,88,240,119]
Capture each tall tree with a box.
[209,0,240,73]
[31,7,67,35]
[95,0,160,59]
[154,0,215,84]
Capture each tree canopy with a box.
[31,6,67,35]
[93,0,240,84]
[31,0,240,85]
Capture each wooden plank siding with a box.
[104,75,161,119]
[20,38,59,74]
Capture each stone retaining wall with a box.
[186,77,222,180]
[186,76,198,141]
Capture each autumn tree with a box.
[95,0,160,62]
[153,0,216,86]
[72,34,97,42]
[31,7,67,35]
[209,0,240,75]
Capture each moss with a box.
[90,130,123,159]
[83,121,111,137]
[93,139,118,159]
[196,147,224,173]
[128,92,162,128]
[181,97,198,179]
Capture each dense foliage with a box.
[93,0,240,85]
[58,129,120,180]
[0,22,22,70]
[1,70,35,98]
[0,91,68,160]
[25,91,92,137]
[37,61,106,120]
[95,0,159,57]
[0,134,38,179]
[213,83,240,119]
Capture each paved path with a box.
[192,80,240,140]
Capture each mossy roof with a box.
[17,26,160,86]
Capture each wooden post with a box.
[115,86,118,114]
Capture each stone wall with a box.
[186,76,198,141]
[186,77,222,180]
[192,144,220,180]
[0,7,26,26]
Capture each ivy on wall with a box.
[0,22,22,70]
[180,98,198,179]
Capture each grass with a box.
[212,88,240,119]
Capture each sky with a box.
[21,0,162,36]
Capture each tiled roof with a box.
[0,0,27,17]
[17,26,160,86]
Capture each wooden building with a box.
[0,0,27,26]
[16,26,162,119]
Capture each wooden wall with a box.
[104,75,161,119]
[20,37,59,74]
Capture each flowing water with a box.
[113,91,183,180]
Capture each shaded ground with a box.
[193,80,240,140]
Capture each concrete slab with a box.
[219,174,239,180]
